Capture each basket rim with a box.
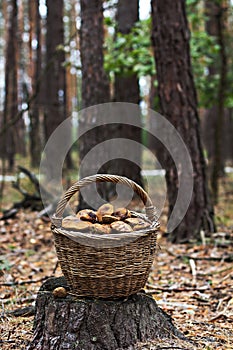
[52,219,159,248]
[52,222,160,240]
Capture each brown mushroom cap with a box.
[125,217,150,230]
[62,216,92,231]
[91,223,112,234]
[114,207,131,220]
[96,203,114,222]
[101,215,119,224]
[52,287,67,298]
[110,221,133,233]
[76,209,97,223]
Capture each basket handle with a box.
[52,174,158,227]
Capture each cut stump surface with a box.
[27,277,194,350]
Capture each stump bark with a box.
[27,277,190,350]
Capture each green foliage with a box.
[187,0,233,108]
[104,6,220,105]
[225,18,233,108]
[187,0,221,107]
[190,32,220,106]
[104,18,155,78]
[104,1,233,109]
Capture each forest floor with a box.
[0,174,233,350]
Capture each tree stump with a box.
[27,277,192,350]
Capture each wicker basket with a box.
[51,174,160,298]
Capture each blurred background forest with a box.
[0,0,233,241]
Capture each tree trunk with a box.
[203,0,227,203]
[78,0,110,209]
[148,74,167,168]
[44,0,66,140]
[44,0,73,175]
[2,0,19,171]
[27,277,189,350]
[16,0,26,157]
[28,0,42,168]
[110,0,143,188]
[224,108,233,163]
[151,0,215,242]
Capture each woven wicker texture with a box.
[51,174,159,298]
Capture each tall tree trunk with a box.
[204,0,227,203]
[16,0,26,157]
[44,0,72,175]
[151,0,215,243]
[111,0,143,188]
[80,0,109,109]
[78,0,110,209]
[148,74,166,167]
[2,0,18,171]
[63,0,77,171]
[28,0,42,168]
[224,108,233,163]
[44,0,67,140]
[66,0,78,119]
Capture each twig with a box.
[18,166,40,192]
[209,313,226,322]
[8,166,56,211]
[0,340,16,344]
[145,284,210,293]
[0,276,48,286]
[15,166,54,203]
[52,260,59,274]
[0,208,18,220]
[164,248,177,257]
[198,265,233,276]
[12,181,40,200]
[2,306,35,318]
[217,272,233,283]
[216,295,231,312]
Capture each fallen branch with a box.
[0,208,18,220]
[146,285,225,294]
[17,166,40,191]
[2,166,55,213]
[199,265,233,276]
[0,276,49,286]
[17,166,53,201]
[145,284,210,293]
[0,340,15,344]
[10,166,42,210]
[1,306,35,318]
[209,309,233,322]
